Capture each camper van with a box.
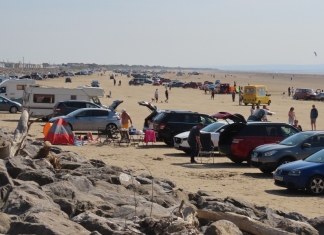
[0,79,35,104]
[243,85,271,106]
[23,85,105,119]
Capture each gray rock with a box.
[89,231,101,235]
[17,169,55,186]
[8,211,90,235]
[60,159,90,170]
[89,159,106,168]
[198,190,215,197]
[135,176,153,184]
[155,177,177,188]
[0,212,11,234]
[0,159,14,206]
[204,220,243,235]
[5,155,36,178]
[308,216,324,235]
[276,218,319,235]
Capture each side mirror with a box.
[302,143,311,148]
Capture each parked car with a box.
[182,82,199,89]
[172,82,184,87]
[218,110,300,164]
[315,92,324,101]
[91,80,100,87]
[293,88,316,100]
[138,101,162,132]
[143,78,153,84]
[153,110,216,145]
[273,149,324,195]
[0,95,23,113]
[47,73,59,78]
[129,78,144,86]
[174,121,230,154]
[153,81,160,86]
[49,108,121,132]
[251,131,324,173]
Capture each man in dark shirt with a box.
[310,104,318,130]
[187,122,204,163]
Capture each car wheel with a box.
[9,106,18,113]
[278,157,293,166]
[229,156,243,164]
[306,175,324,195]
[259,168,274,174]
[106,124,117,134]
[268,100,271,106]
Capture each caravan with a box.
[0,79,35,103]
[23,85,105,119]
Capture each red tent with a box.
[45,118,75,145]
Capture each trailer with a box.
[23,85,105,119]
[0,79,36,103]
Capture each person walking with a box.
[238,90,243,105]
[121,109,132,129]
[211,89,215,100]
[154,89,159,103]
[232,90,236,102]
[187,122,204,163]
[288,87,291,97]
[310,105,318,130]
[165,89,169,103]
[113,79,116,86]
[288,107,295,125]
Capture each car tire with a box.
[278,157,293,166]
[106,124,117,134]
[268,100,271,106]
[229,156,243,164]
[9,106,18,113]
[306,175,324,195]
[259,167,274,174]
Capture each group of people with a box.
[287,87,295,97]
[287,105,318,131]
[154,88,169,103]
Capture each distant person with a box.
[262,105,275,121]
[238,91,243,105]
[118,80,121,86]
[232,90,236,102]
[121,109,132,129]
[169,83,172,91]
[187,122,204,164]
[291,87,294,96]
[155,89,159,102]
[310,104,318,130]
[165,89,169,103]
[250,104,255,115]
[293,120,302,131]
[234,81,236,87]
[288,87,291,97]
[211,89,215,100]
[114,79,116,86]
[288,107,295,125]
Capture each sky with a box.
[1,0,323,68]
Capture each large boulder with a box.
[5,155,36,178]
[204,220,243,235]
[0,159,13,206]
[308,216,324,235]
[276,218,319,235]
[0,212,11,234]
[17,169,55,186]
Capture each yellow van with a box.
[243,85,271,106]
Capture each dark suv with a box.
[53,99,123,117]
[152,110,216,145]
[182,82,199,89]
[218,110,300,164]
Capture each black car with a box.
[47,73,59,78]
[52,99,123,117]
[138,101,162,132]
[152,110,216,145]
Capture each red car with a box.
[182,82,199,88]
[153,81,160,86]
[217,111,300,163]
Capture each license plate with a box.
[274,175,283,181]
[251,158,258,162]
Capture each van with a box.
[0,79,35,104]
[243,85,271,106]
[293,88,316,100]
[23,85,105,119]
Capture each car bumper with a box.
[273,174,307,189]
[250,159,277,169]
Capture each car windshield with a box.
[201,122,225,132]
[66,109,82,117]
[305,150,324,163]
[279,132,313,146]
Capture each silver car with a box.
[49,108,121,132]
[0,95,23,113]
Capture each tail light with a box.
[159,123,166,129]
[232,138,244,144]
[55,107,64,111]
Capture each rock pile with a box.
[0,130,324,234]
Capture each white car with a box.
[173,121,231,154]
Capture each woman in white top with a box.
[250,104,255,115]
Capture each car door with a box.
[72,110,94,130]
[0,97,7,111]
[263,125,283,144]
[92,109,109,130]
[298,135,324,160]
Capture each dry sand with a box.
[1,70,324,218]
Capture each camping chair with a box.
[97,128,118,145]
[118,129,130,146]
[143,130,156,146]
[198,133,214,163]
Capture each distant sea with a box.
[211,64,324,75]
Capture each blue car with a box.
[273,149,324,195]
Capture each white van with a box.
[0,79,35,103]
[23,85,105,119]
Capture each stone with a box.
[0,159,14,205]
[204,220,243,235]
[89,159,106,168]
[0,212,11,234]
[119,173,140,187]
[276,218,319,235]
[308,216,324,235]
[135,176,153,184]
[198,190,215,197]
[5,155,36,178]
[17,169,55,186]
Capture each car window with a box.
[77,110,93,117]
[200,115,215,125]
[86,103,98,108]
[280,126,299,137]
[184,114,199,123]
[168,113,182,122]
[264,125,281,137]
[307,135,324,147]
[93,110,108,116]
[238,125,259,136]
[0,87,6,93]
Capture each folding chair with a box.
[97,128,118,145]
[198,132,214,163]
[118,129,130,146]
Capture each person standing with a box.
[288,87,291,97]
[121,109,132,129]
[113,79,116,86]
[310,105,318,130]
[288,107,295,125]
[187,122,204,163]
[239,90,243,105]
[291,87,294,96]
[250,104,255,115]
[165,89,169,103]
[232,90,236,102]
[211,89,215,100]
[154,89,159,103]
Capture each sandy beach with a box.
[1,70,324,218]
